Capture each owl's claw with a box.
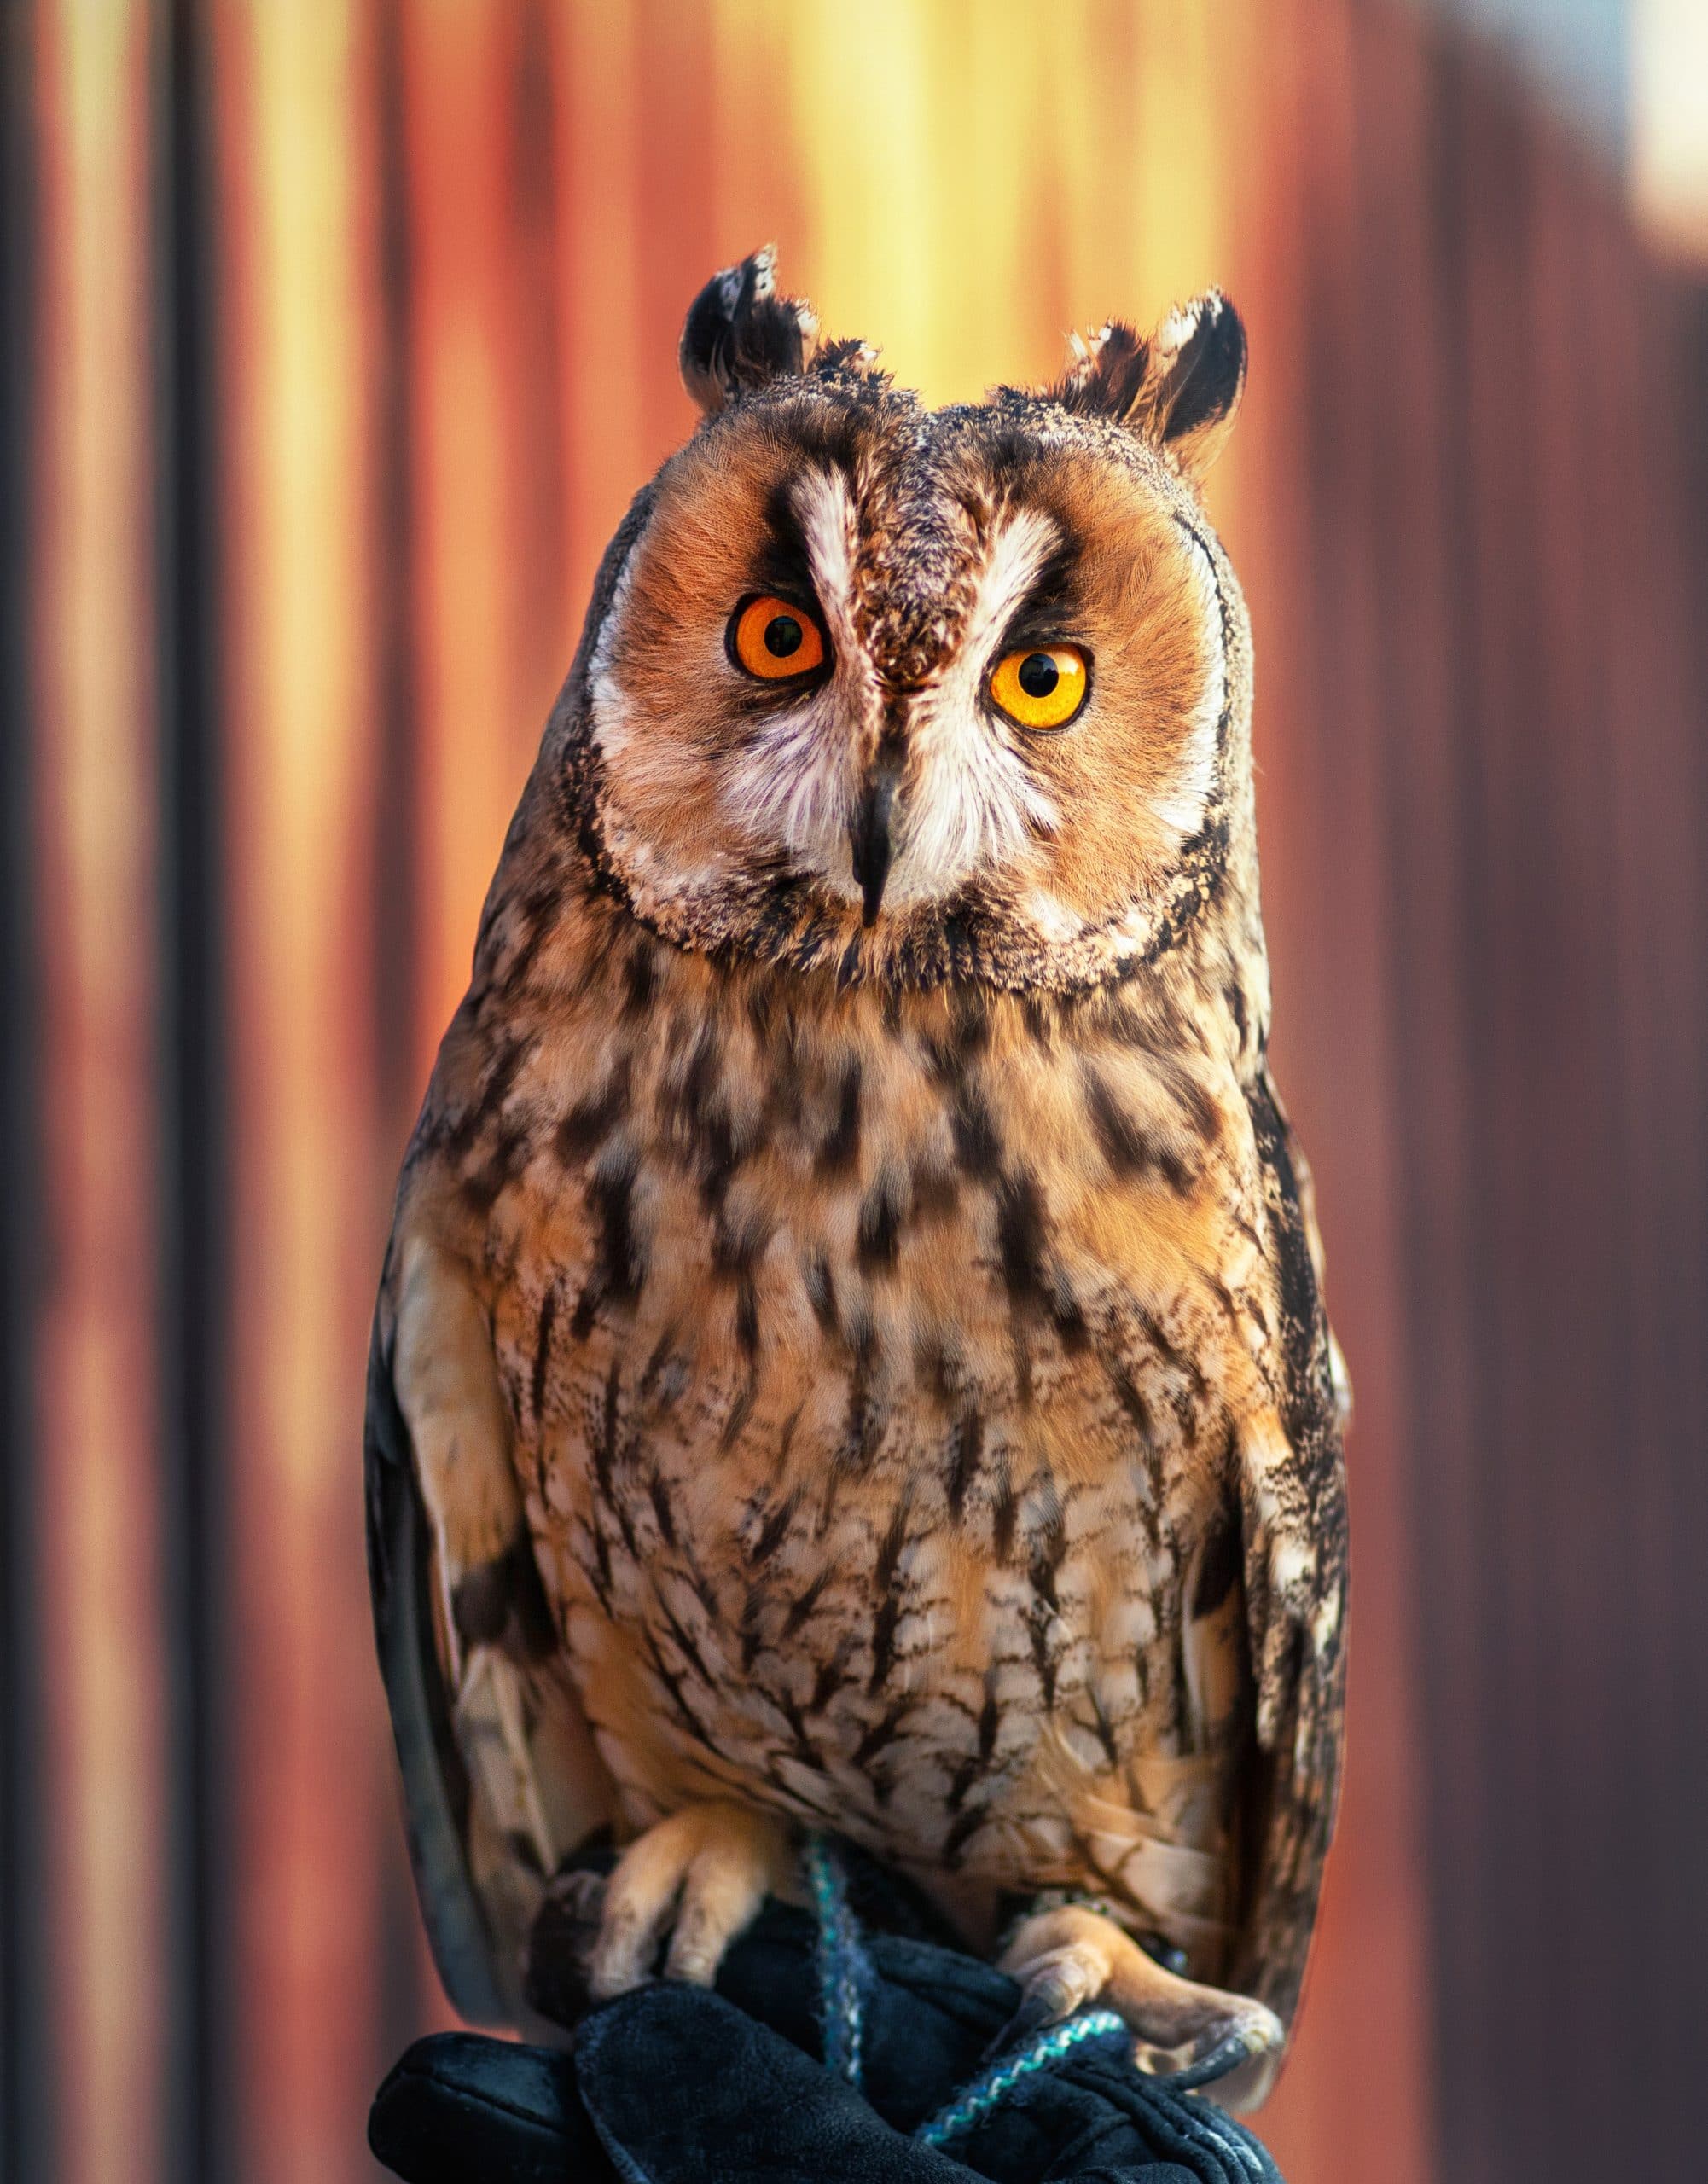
[996,1905,1281,2083]
[587,1801,795,2000]
[1003,1943,1104,2033]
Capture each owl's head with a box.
[560,247,1255,996]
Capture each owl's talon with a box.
[587,1800,793,2001]
[979,1946,1100,2066]
[1011,1943,1101,2030]
[997,1905,1281,2084]
[1158,2023,1273,2093]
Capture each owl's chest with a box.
[474,965,1265,1855]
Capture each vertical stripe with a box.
[704,0,810,276]
[153,0,234,2175]
[0,5,45,2178]
[1033,1,1105,351]
[404,0,534,1054]
[212,5,386,2178]
[1241,6,1433,2176]
[632,0,716,458]
[787,0,939,397]
[1515,119,1625,2176]
[32,6,166,2182]
[370,0,423,1149]
[509,0,571,727]
[919,0,1056,398]
[1130,3,1230,331]
[554,0,645,628]
[1589,218,1708,2127]
[367,0,440,2067]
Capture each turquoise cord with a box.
[804,1834,1140,2152]
[913,2007,1130,2148]
[803,1833,869,2087]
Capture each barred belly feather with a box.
[464,914,1267,1983]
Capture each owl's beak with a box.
[850,743,903,926]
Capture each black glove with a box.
[369,1856,1282,2184]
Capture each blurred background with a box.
[4,2,1707,2180]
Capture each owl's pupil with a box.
[1017,652,1059,698]
[764,614,804,659]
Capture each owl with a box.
[366,247,1348,2107]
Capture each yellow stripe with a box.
[215,2,388,2169]
[757,0,1238,407]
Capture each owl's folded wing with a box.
[1226,1531,1346,2050]
[365,1232,614,2025]
[1225,1073,1351,2050]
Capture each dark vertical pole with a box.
[1404,43,1503,2178]
[371,0,431,2063]
[0,6,48,2176]
[154,0,230,2178]
[372,0,420,1143]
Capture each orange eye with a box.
[730,595,828,681]
[990,644,1089,729]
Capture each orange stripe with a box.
[211,5,389,2176]
[553,0,648,633]
[704,0,810,287]
[630,0,717,460]
[31,6,166,2181]
[404,0,536,1060]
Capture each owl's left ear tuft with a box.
[680,246,821,416]
[1052,291,1246,479]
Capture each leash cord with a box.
[804,1833,872,2088]
[803,1833,1144,2153]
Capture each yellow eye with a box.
[730,595,828,680]
[990,644,1090,729]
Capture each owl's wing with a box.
[1225,1072,1350,2047]
[364,1229,615,2024]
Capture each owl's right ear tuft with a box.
[679,246,820,415]
[1051,291,1247,478]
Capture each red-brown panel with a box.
[1227,3,1434,2175]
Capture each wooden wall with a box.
[5,3,1705,2181]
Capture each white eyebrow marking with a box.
[1147,520,1227,841]
[950,505,1060,683]
[893,506,1060,897]
[706,466,877,902]
[793,467,862,660]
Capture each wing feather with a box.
[364,1317,514,2021]
[1227,1071,1350,2045]
[364,1240,616,2024]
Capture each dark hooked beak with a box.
[849,743,903,927]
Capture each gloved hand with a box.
[369,1853,1282,2184]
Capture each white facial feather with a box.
[894,508,1060,902]
[591,474,1226,931]
[1147,525,1225,842]
[719,468,871,900]
[721,682,856,883]
[726,492,1064,907]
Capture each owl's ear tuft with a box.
[680,246,821,416]
[1052,291,1246,478]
